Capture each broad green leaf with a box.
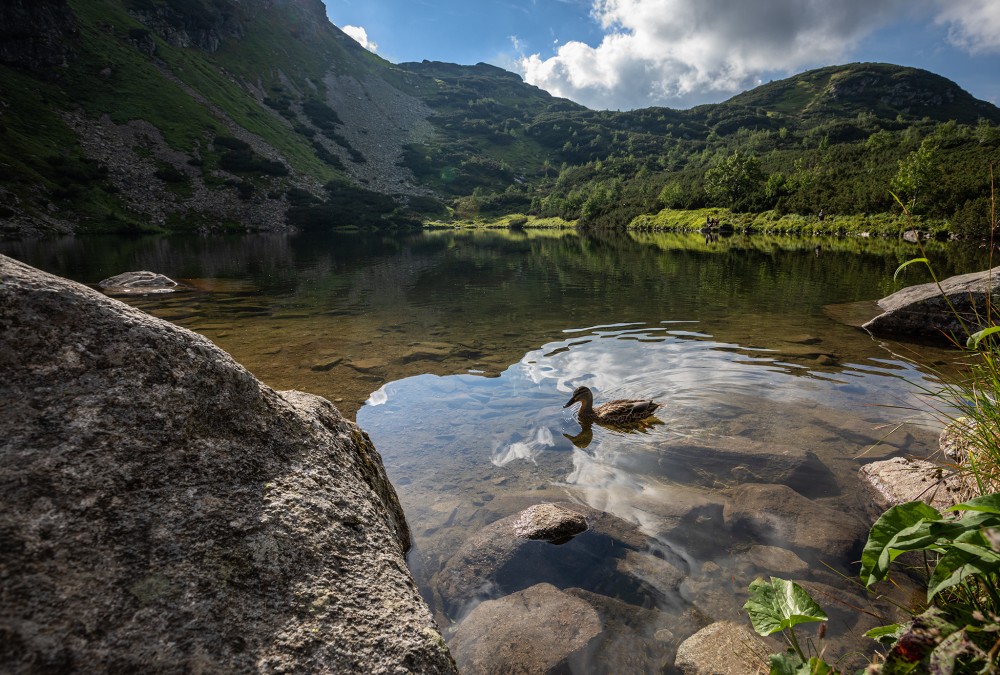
[967,326,1000,349]
[768,651,804,675]
[861,501,941,586]
[893,258,930,281]
[768,652,834,675]
[947,492,1000,516]
[927,541,1000,601]
[802,658,835,675]
[744,577,828,637]
[864,623,903,646]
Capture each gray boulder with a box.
[0,254,456,674]
[859,456,973,518]
[674,621,772,675]
[863,266,1000,344]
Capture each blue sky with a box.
[323,0,1000,112]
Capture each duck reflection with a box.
[563,418,663,448]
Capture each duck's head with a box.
[564,386,594,408]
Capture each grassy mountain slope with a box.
[0,0,444,235]
[1,0,998,237]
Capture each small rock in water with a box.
[98,270,179,295]
[785,335,822,345]
[310,356,344,372]
[742,545,809,576]
[511,503,588,543]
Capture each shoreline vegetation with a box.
[426,209,951,239]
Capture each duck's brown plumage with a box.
[563,386,659,425]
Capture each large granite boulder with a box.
[863,266,1000,344]
[0,254,456,673]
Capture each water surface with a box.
[3,229,984,672]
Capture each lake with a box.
[2,228,983,673]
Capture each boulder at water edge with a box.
[673,621,772,675]
[0,254,456,674]
[863,266,1000,345]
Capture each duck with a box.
[563,386,660,426]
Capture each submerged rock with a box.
[863,266,1000,345]
[0,254,456,674]
[98,270,179,294]
[432,502,661,622]
[652,435,837,495]
[722,484,868,560]
[674,621,772,675]
[449,583,601,675]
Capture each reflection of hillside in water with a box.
[0,229,978,417]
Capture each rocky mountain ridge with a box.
[1,0,998,237]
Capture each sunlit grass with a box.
[629,207,951,238]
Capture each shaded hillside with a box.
[0,0,445,236]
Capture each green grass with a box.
[425,213,577,229]
[628,207,951,238]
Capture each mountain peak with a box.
[726,62,1000,124]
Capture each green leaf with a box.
[893,258,930,281]
[861,501,941,586]
[967,326,1000,349]
[769,651,804,675]
[768,653,836,675]
[864,623,903,646]
[744,577,828,637]
[947,492,1000,516]
[927,541,1000,601]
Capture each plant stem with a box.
[787,626,806,661]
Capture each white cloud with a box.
[342,25,378,53]
[936,0,1000,53]
[517,0,942,110]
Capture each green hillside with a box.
[1,0,998,237]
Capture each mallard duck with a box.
[563,386,660,425]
